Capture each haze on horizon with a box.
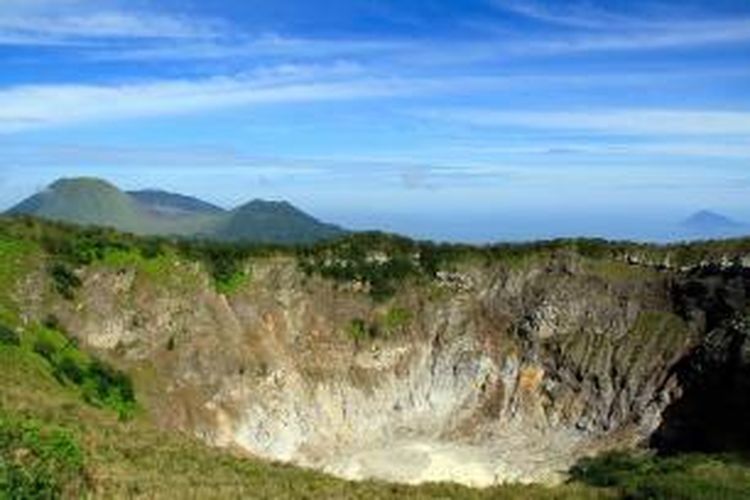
[0,0,749,243]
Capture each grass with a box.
[48,262,82,301]
[0,324,20,346]
[380,306,413,337]
[344,307,413,345]
[214,267,250,295]
[0,234,40,316]
[6,215,750,305]
[8,322,138,421]
[584,258,659,283]
[627,310,693,361]
[102,248,176,281]
[571,451,750,499]
[0,412,86,499]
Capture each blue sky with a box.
[0,0,749,242]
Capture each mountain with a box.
[216,200,345,244]
[6,178,346,244]
[681,210,744,237]
[7,178,146,233]
[128,189,226,217]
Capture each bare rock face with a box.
[35,253,750,486]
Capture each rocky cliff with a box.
[8,227,750,487]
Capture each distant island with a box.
[681,209,743,235]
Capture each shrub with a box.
[0,414,86,498]
[29,325,137,419]
[0,325,19,346]
[55,356,86,385]
[140,239,166,259]
[48,263,81,300]
[381,307,412,337]
[85,360,136,418]
[347,319,369,343]
[32,338,58,363]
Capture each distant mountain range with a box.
[6,178,346,244]
[5,179,748,244]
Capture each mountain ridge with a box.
[6,177,346,244]
[128,189,227,217]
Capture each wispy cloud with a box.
[0,0,224,45]
[79,35,410,62]
[2,70,513,132]
[383,141,750,160]
[483,0,750,53]
[515,21,750,54]
[490,0,637,29]
[413,108,750,136]
[0,142,340,179]
[0,13,221,41]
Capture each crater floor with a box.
[303,430,586,487]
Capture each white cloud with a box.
[80,35,409,62]
[0,12,221,40]
[0,142,327,177]
[413,108,750,136]
[490,0,636,29]
[0,0,223,44]
[0,70,682,133]
[483,1,750,54]
[0,74,455,133]
[516,22,750,54]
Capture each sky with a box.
[0,0,749,242]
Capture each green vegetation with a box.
[0,216,262,293]
[628,311,692,358]
[48,263,81,300]
[584,258,659,282]
[298,233,432,301]
[345,308,413,344]
[0,412,86,499]
[7,321,137,420]
[571,451,750,499]
[296,230,750,300]
[102,248,174,281]
[33,326,135,419]
[6,215,750,303]
[0,325,19,346]
[346,318,370,343]
[381,307,413,337]
[0,233,40,316]
[193,244,252,294]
